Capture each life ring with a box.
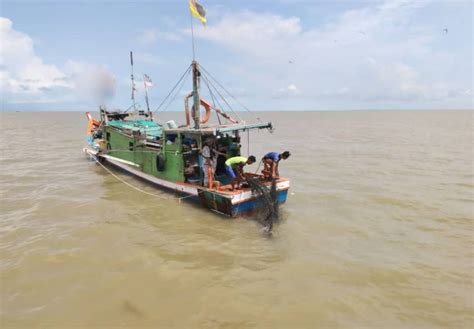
[156,153,165,171]
[184,93,212,126]
[198,98,212,124]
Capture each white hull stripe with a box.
[107,158,200,196]
[101,154,140,167]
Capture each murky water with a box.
[1,111,473,328]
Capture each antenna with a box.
[130,51,137,112]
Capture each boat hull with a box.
[84,147,289,217]
[198,189,288,217]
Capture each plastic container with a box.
[166,120,178,129]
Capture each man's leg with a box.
[262,159,271,178]
[203,165,209,186]
[226,165,237,190]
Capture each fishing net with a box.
[245,176,279,232]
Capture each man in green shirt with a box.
[225,155,256,191]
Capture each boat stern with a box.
[198,177,290,217]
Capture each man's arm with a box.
[236,164,245,179]
[213,149,227,156]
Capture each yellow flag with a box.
[189,0,207,26]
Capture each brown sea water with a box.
[0,110,473,328]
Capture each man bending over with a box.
[262,151,291,179]
[225,156,256,191]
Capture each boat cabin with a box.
[99,108,272,189]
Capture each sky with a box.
[0,0,472,112]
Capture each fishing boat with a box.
[83,1,290,226]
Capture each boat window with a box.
[182,134,198,152]
[129,142,134,151]
[183,155,200,184]
[165,134,177,145]
[181,134,200,184]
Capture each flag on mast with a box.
[143,74,153,88]
[189,0,206,26]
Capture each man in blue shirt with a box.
[262,151,290,179]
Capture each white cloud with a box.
[195,0,472,107]
[276,83,300,96]
[196,11,301,58]
[0,17,116,105]
[0,17,70,100]
[137,29,182,44]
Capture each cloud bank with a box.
[195,0,472,109]
[0,0,472,111]
[0,17,115,107]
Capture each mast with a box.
[130,51,137,112]
[190,10,200,129]
[188,0,207,129]
[192,60,201,129]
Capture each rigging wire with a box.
[200,70,240,120]
[201,73,227,117]
[153,64,192,113]
[200,71,243,123]
[160,67,192,112]
[123,104,135,113]
[200,64,262,122]
[201,73,222,125]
